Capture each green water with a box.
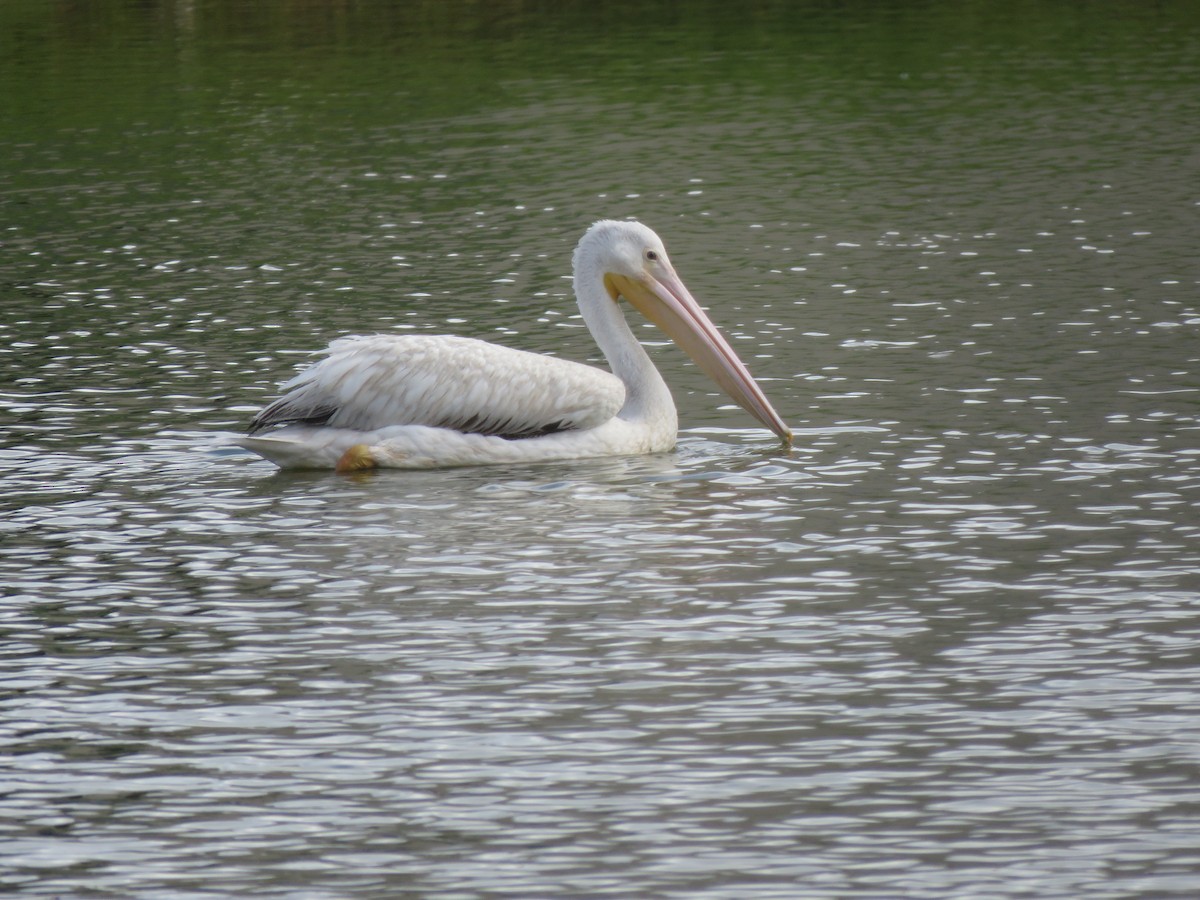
[3,3,1200,898]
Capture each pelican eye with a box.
[646,250,659,261]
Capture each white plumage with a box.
[240,220,791,471]
[257,334,624,437]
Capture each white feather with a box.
[255,334,623,437]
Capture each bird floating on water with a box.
[240,220,791,471]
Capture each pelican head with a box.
[577,219,792,446]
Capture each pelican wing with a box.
[249,334,625,440]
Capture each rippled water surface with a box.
[3,2,1200,897]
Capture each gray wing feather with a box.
[249,334,625,440]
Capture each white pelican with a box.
[240,220,791,471]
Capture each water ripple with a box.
[4,3,1200,896]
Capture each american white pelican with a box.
[240,220,791,471]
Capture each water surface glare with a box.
[3,2,1200,898]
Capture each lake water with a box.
[2,1,1200,897]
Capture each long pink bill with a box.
[612,269,792,445]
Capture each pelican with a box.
[240,220,791,471]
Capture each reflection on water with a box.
[3,1,1200,897]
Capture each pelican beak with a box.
[606,268,792,446]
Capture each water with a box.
[3,2,1200,897]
